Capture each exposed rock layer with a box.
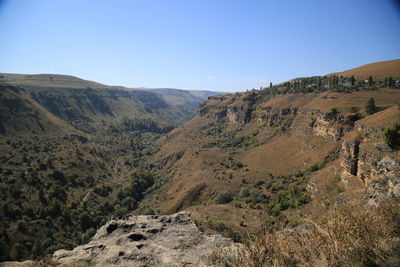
[340,106,400,204]
[53,212,235,267]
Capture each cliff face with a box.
[52,212,236,267]
[200,92,353,141]
[199,93,255,124]
[340,106,400,204]
[200,90,400,205]
[340,134,360,176]
[255,107,351,141]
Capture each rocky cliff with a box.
[199,91,364,141]
[199,90,400,206]
[340,106,400,204]
[52,212,236,267]
[199,93,256,123]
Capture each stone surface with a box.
[340,136,360,175]
[52,212,236,267]
[0,261,34,267]
[340,126,400,205]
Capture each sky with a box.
[0,0,399,91]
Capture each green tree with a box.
[388,76,393,87]
[383,121,400,149]
[79,211,93,231]
[368,75,373,86]
[365,97,377,115]
[269,82,273,88]
[350,75,355,86]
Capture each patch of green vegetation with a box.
[109,117,174,134]
[0,129,168,261]
[261,75,385,96]
[383,121,400,150]
[214,191,234,204]
[141,207,156,215]
[306,151,339,172]
[234,173,310,224]
[365,97,378,115]
[203,131,258,148]
[201,122,225,136]
[196,219,242,243]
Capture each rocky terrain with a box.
[340,106,400,205]
[52,212,235,267]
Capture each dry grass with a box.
[329,59,400,80]
[211,199,400,267]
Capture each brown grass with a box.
[211,199,400,267]
[328,59,400,80]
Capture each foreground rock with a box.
[53,212,235,267]
[0,261,34,267]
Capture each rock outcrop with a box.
[53,212,236,267]
[340,106,400,205]
[340,133,360,175]
[199,93,256,124]
[0,261,35,267]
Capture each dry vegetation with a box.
[211,199,400,267]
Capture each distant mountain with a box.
[135,88,225,118]
[0,74,225,133]
[328,59,400,80]
[0,73,114,89]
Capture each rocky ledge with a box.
[52,212,235,267]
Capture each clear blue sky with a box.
[0,0,399,91]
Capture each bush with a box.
[254,179,265,187]
[16,220,26,232]
[78,211,93,231]
[239,187,250,198]
[141,207,155,215]
[214,191,234,204]
[365,97,378,115]
[383,121,400,150]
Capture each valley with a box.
[0,59,400,264]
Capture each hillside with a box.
[0,75,208,136]
[1,60,400,264]
[0,73,223,125]
[329,59,400,80]
[0,73,112,89]
[141,83,400,236]
[0,74,208,261]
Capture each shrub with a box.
[365,97,378,115]
[214,191,234,204]
[16,220,26,232]
[78,211,93,231]
[141,207,155,215]
[81,233,90,244]
[239,187,250,198]
[254,179,265,187]
[383,121,400,150]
